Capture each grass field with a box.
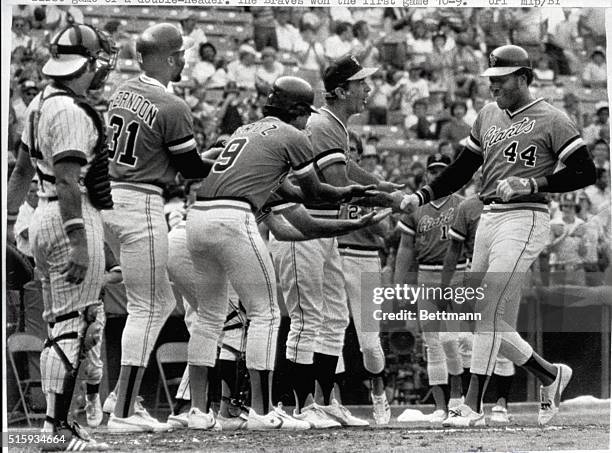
[7,401,610,452]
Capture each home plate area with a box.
[8,399,610,452]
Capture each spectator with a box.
[295,22,327,90]
[366,71,391,125]
[427,32,454,95]
[180,12,208,70]
[216,81,244,135]
[43,5,84,34]
[464,97,486,128]
[408,98,436,139]
[11,16,32,53]
[405,20,433,56]
[251,7,277,51]
[477,9,511,55]
[581,47,607,88]
[104,20,137,60]
[577,191,608,286]
[191,42,217,87]
[226,44,258,89]
[351,20,380,68]
[360,145,382,177]
[13,178,39,260]
[584,167,611,215]
[275,8,303,54]
[547,8,580,75]
[583,102,609,146]
[452,33,484,77]
[391,62,429,126]
[509,8,545,55]
[255,47,285,92]
[324,21,354,61]
[578,8,606,50]
[11,79,39,138]
[590,139,610,171]
[532,55,556,86]
[561,92,584,132]
[207,57,230,89]
[439,101,471,149]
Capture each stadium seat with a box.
[7,333,45,427]
[154,342,188,413]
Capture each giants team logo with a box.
[489,53,497,67]
[417,208,455,234]
[482,117,536,151]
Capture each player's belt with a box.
[482,200,549,214]
[193,197,255,214]
[111,181,164,196]
[418,261,468,271]
[304,208,340,219]
[338,244,381,258]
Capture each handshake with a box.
[345,180,420,213]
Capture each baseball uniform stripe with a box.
[270,202,297,213]
[466,134,481,153]
[245,214,277,369]
[291,162,315,177]
[305,208,340,218]
[398,221,415,236]
[140,194,156,361]
[556,135,584,162]
[338,248,380,258]
[167,137,197,154]
[505,97,543,118]
[290,241,305,362]
[314,151,347,169]
[111,181,164,195]
[192,199,252,212]
[52,150,87,164]
[448,228,466,242]
[483,202,548,214]
[484,210,537,375]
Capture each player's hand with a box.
[201,146,224,160]
[61,232,89,285]
[351,190,395,207]
[339,184,378,201]
[496,177,533,202]
[377,181,406,193]
[392,191,419,213]
[357,208,392,227]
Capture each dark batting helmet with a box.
[481,45,532,77]
[263,76,318,121]
[136,23,189,59]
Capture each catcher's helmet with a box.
[43,24,117,80]
[481,45,532,77]
[264,76,318,120]
[136,23,189,59]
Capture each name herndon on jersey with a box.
[417,208,455,233]
[109,91,159,129]
[482,117,536,151]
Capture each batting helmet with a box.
[136,23,188,59]
[43,24,117,81]
[263,76,318,121]
[481,45,532,77]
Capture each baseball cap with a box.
[362,145,379,160]
[239,44,257,57]
[20,79,38,91]
[595,101,609,113]
[323,54,378,94]
[591,46,606,58]
[426,153,451,169]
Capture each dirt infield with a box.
[7,402,610,452]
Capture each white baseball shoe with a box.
[167,411,189,429]
[429,409,447,424]
[371,392,391,425]
[216,413,248,431]
[85,394,103,428]
[490,405,511,424]
[318,399,369,427]
[538,363,573,426]
[102,391,116,414]
[442,404,486,427]
[273,403,311,430]
[293,404,341,429]
[107,408,173,433]
[188,407,218,430]
[44,421,109,451]
[246,408,283,430]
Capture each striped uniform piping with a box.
[192,198,253,213]
[339,248,381,258]
[557,135,585,161]
[111,181,164,196]
[304,208,339,218]
[482,202,549,214]
[448,227,466,241]
[418,262,468,271]
[166,135,197,154]
[398,220,415,235]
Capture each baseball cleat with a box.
[429,409,447,424]
[85,394,103,428]
[371,392,391,425]
[273,403,311,430]
[167,411,189,429]
[102,391,116,414]
[246,408,283,430]
[187,408,218,430]
[490,405,511,424]
[42,421,109,451]
[538,363,573,426]
[318,399,369,427]
[293,404,341,429]
[448,397,464,410]
[108,408,173,433]
[442,404,486,427]
[216,413,248,431]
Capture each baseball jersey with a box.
[197,116,314,211]
[448,196,483,260]
[337,204,384,251]
[304,107,350,212]
[398,193,465,265]
[21,86,97,199]
[107,74,197,185]
[466,98,586,203]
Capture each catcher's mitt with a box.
[6,243,34,291]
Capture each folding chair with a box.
[155,342,188,413]
[7,333,45,426]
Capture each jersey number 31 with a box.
[108,115,140,167]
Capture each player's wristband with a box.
[529,177,538,194]
[63,218,85,235]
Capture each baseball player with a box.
[102,23,215,432]
[395,153,466,424]
[6,23,117,451]
[336,131,391,425]
[398,45,597,426]
[442,195,518,424]
[185,75,373,430]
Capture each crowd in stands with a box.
[8,5,611,288]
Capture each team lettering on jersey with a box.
[417,208,456,234]
[482,117,535,152]
[109,90,159,129]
